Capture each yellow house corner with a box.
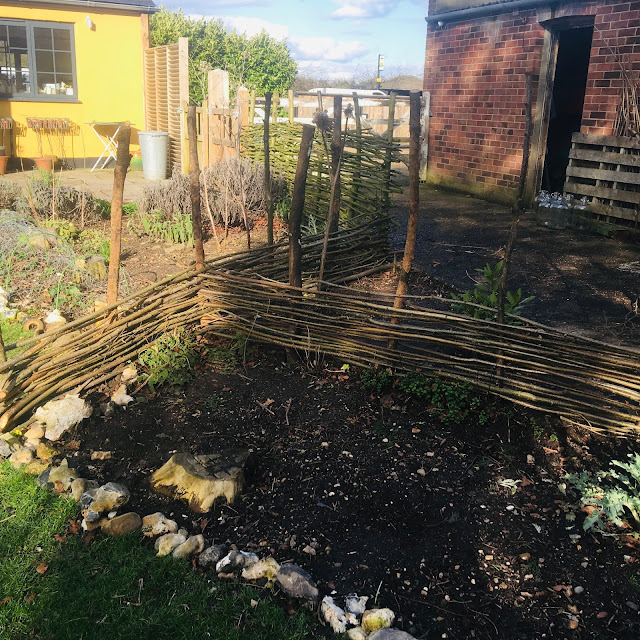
[0,0,157,169]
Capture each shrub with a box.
[564,454,640,532]
[21,171,99,222]
[138,328,199,391]
[0,178,22,211]
[451,261,533,322]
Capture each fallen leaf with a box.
[222,387,231,392]
[83,531,97,545]
[25,593,36,604]
[35,563,48,575]
[64,440,81,451]
[552,585,568,591]
[0,597,10,608]
[68,519,80,535]
[543,447,559,454]
[54,534,67,542]
[597,611,608,619]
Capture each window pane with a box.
[53,28,70,51]
[0,24,29,95]
[54,51,71,74]
[34,27,52,50]
[36,50,54,72]
[57,74,73,94]
[8,25,27,49]
[37,72,55,94]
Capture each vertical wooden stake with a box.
[264,92,273,246]
[330,96,342,234]
[188,106,205,269]
[390,92,421,345]
[0,329,6,363]
[288,89,294,124]
[516,72,533,210]
[384,92,397,211]
[289,124,315,289]
[348,93,362,220]
[106,125,131,305]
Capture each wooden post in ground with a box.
[383,91,397,211]
[288,89,295,124]
[263,92,274,246]
[390,92,421,346]
[188,106,205,269]
[0,330,6,363]
[289,124,315,289]
[106,125,131,305]
[348,93,362,220]
[330,95,342,234]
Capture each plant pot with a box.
[0,155,8,175]
[34,156,54,171]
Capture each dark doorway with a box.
[542,26,593,193]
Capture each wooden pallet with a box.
[564,132,640,224]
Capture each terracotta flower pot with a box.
[34,156,54,171]
[0,156,8,176]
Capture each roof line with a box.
[23,0,158,14]
[425,0,560,24]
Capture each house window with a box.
[0,20,77,101]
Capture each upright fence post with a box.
[263,92,274,245]
[180,99,189,174]
[330,95,342,234]
[384,92,397,210]
[390,92,421,346]
[289,124,315,289]
[288,89,294,124]
[348,92,362,220]
[188,106,205,269]
[0,329,6,363]
[106,125,131,305]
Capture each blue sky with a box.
[158,0,428,81]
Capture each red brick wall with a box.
[423,0,640,200]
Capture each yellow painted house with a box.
[0,0,157,168]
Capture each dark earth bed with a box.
[61,342,640,640]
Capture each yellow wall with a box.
[0,3,146,162]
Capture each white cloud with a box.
[189,14,289,40]
[330,0,399,19]
[289,36,368,62]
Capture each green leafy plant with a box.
[360,368,394,394]
[76,229,110,261]
[42,219,77,241]
[451,260,534,322]
[399,373,487,425]
[123,202,138,216]
[564,454,640,531]
[140,211,194,245]
[138,328,199,391]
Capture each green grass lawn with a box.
[0,463,313,640]
[0,317,32,358]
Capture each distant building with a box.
[423,0,640,205]
[380,75,423,95]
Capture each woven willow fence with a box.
[241,122,403,223]
[3,218,640,437]
[0,220,390,432]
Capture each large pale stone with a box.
[40,458,78,491]
[24,459,51,476]
[155,530,187,557]
[150,449,249,513]
[9,446,33,468]
[321,596,348,634]
[216,550,258,574]
[35,394,92,441]
[241,557,280,582]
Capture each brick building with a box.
[423,0,640,205]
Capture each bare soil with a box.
[61,342,640,640]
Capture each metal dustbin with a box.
[138,131,168,180]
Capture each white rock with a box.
[241,557,281,581]
[527,454,535,465]
[121,367,138,385]
[142,512,178,537]
[155,531,187,557]
[111,384,134,407]
[44,309,66,326]
[216,550,259,573]
[346,594,369,616]
[321,596,347,634]
[172,534,205,559]
[35,394,92,441]
[347,628,368,640]
[574,585,584,595]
